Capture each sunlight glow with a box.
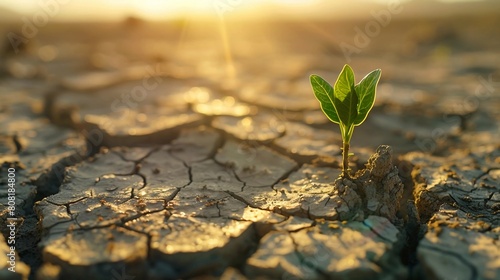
[1,0,323,21]
[218,20,236,79]
[127,0,215,19]
[0,0,487,21]
[274,0,319,5]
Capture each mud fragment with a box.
[0,117,87,191]
[168,189,245,219]
[215,140,297,187]
[405,145,499,222]
[271,165,361,220]
[273,122,341,163]
[138,146,190,198]
[43,151,135,205]
[418,227,500,280]
[244,231,318,279]
[169,126,222,164]
[146,214,256,278]
[82,108,204,147]
[190,160,244,193]
[245,216,405,279]
[41,227,148,280]
[35,201,71,230]
[212,113,285,142]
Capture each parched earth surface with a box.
[0,15,499,280]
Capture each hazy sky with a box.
[0,0,489,21]
[6,0,320,21]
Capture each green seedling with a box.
[310,64,381,178]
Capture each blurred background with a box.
[2,0,500,21]
[0,0,499,155]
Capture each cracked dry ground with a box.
[1,18,500,280]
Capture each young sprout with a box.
[310,64,381,178]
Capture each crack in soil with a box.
[288,230,329,280]
[418,243,478,280]
[472,167,500,187]
[12,143,94,279]
[11,84,492,280]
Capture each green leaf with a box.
[333,65,358,128]
[353,69,381,126]
[310,74,340,124]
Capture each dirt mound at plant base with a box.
[335,145,404,224]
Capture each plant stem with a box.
[342,141,350,178]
